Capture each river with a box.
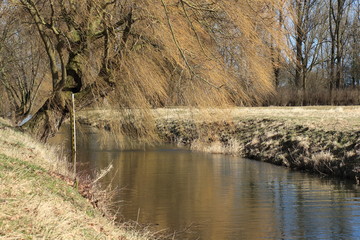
[50,126,360,239]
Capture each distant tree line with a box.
[269,0,360,105]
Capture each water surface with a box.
[50,126,360,239]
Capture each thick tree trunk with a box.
[21,74,115,141]
[21,92,71,142]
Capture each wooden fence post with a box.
[70,93,77,185]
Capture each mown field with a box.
[80,106,360,131]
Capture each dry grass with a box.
[190,138,244,155]
[0,118,155,240]
[79,106,360,132]
[311,151,335,165]
[295,136,310,151]
[0,119,70,177]
[226,106,360,131]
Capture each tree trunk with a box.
[302,69,307,105]
[294,0,304,89]
[21,92,70,142]
[329,0,336,104]
[295,35,303,88]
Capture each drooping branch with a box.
[92,14,132,40]
[181,0,216,12]
[161,0,224,89]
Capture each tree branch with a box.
[161,0,224,89]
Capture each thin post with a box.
[70,93,77,184]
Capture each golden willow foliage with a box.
[110,0,290,108]
[3,0,289,142]
[94,0,290,143]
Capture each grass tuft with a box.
[311,151,335,165]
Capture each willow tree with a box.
[4,0,288,141]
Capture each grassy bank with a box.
[0,118,154,239]
[79,107,360,182]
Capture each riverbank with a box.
[0,118,154,239]
[79,107,360,182]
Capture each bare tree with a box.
[272,10,284,89]
[346,1,359,88]
[289,0,328,104]
[328,0,352,92]
[0,22,45,119]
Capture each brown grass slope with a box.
[0,118,155,240]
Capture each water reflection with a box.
[50,126,360,239]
